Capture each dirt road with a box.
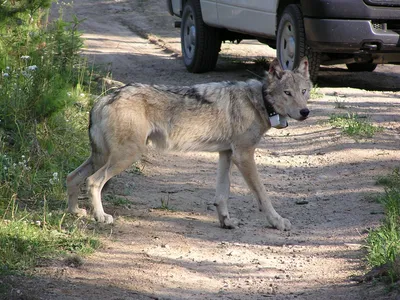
[8,1,400,299]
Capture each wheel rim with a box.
[183,10,196,61]
[279,20,296,70]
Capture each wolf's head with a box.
[263,57,312,121]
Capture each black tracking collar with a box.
[262,85,278,117]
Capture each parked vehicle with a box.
[167,0,400,81]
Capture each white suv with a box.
[167,0,400,81]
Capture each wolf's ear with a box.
[268,58,284,80]
[295,57,310,79]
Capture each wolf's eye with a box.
[302,89,307,95]
[284,91,292,96]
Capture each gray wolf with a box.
[66,57,311,231]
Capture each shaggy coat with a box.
[66,57,312,231]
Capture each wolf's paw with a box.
[68,207,87,217]
[94,212,114,224]
[220,217,239,229]
[274,217,291,231]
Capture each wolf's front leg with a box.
[232,147,291,231]
[214,150,239,229]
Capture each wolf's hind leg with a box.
[232,147,291,231]
[66,157,94,217]
[87,148,142,224]
[214,150,238,229]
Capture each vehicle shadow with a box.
[317,66,400,92]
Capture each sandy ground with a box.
[3,1,400,299]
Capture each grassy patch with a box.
[328,113,383,138]
[377,169,400,188]
[105,195,131,208]
[253,56,269,68]
[366,169,400,283]
[310,85,324,99]
[0,4,103,274]
[154,194,175,211]
[0,212,99,274]
[333,99,347,109]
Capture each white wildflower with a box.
[6,66,10,70]
[3,73,9,77]
[27,65,38,71]
[67,92,72,97]
[20,55,30,60]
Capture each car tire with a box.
[346,63,377,72]
[277,4,320,82]
[181,0,221,73]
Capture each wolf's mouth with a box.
[288,114,308,121]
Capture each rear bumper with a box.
[304,18,400,54]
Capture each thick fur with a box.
[66,57,312,231]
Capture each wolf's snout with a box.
[300,108,309,118]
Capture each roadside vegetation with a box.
[366,169,400,286]
[0,1,100,275]
[328,113,383,138]
[310,84,324,99]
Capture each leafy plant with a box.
[155,194,175,211]
[366,169,400,283]
[333,98,347,109]
[0,3,100,274]
[310,84,324,99]
[105,195,131,208]
[253,56,269,68]
[377,168,400,188]
[329,113,383,138]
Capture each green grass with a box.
[105,195,131,208]
[328,113,383,138]
[310,84,324,99]
[0,212,99,274]
[0,5,103,274]
[366,169,400,283]
[253,57,269,68]
[155,194,175,211]
[377,169,400,188]
[333,99,347,109]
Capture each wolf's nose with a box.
[300,108,309,118]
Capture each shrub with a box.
[0,3,99,273]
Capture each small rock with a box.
[295,200,309,205]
